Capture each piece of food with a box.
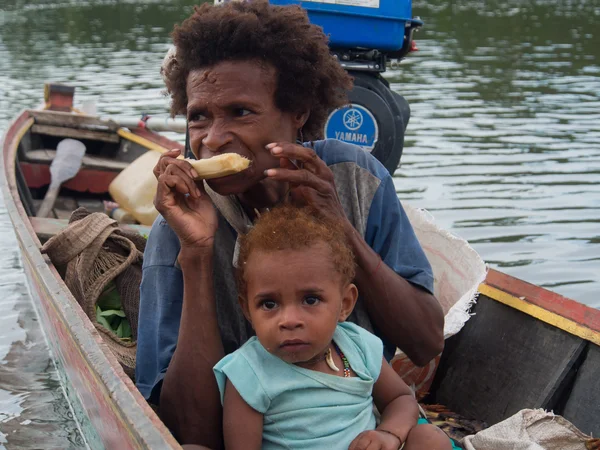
[185,153,251,180]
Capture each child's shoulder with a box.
[337,321,381,346]
[215,337,268,371]
[336,322,384,380]
[213,337,276,413]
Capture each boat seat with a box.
[30,216,151,241]
[31,123,119,144]
[24,149,129,171]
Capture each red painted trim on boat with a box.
[485,268,600,333]
[20,162,117,193]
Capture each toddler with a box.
[214,205,453,450]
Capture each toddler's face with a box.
[243,243,356,365]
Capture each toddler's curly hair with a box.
[163,0,353,141]
[237,205,356,301]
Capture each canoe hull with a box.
[428,270,600,436]
[1,110,179,449]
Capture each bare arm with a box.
[373,357,419,443]
[159,249,225,448]
[265,143,444,366]
[152,150,224,447]
[348,358,419,450]
[222,380,264,450]
[347,224,444,366]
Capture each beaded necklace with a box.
[325,342,351,377]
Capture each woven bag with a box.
[42,207,145,378]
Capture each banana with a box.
[185,153,251,180]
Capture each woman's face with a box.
[186,60,304,197]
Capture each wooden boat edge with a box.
[482,268,600,343]
[0,110,180,449]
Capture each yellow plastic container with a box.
[109,150,161,226]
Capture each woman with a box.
[136,1,445,447]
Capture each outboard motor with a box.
[268,0,422,174]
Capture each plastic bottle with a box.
[108,150,161,226]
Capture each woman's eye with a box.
[188,113,207,123]
[234,108,252,117]
[260,300,278,311]
[303,296,321,306]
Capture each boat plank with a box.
[428,295,586,427]
[31,124,120,143]
[25,149,129,171]
[29,109,118,131]
[562,343,600,436]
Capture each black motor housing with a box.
[345,71,410,175]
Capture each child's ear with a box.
[338,283,358,322]
[238,295,252,326]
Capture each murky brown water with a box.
[0,0,598,444]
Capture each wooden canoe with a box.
[2,94,599,448]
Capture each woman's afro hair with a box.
[163,0,353,141]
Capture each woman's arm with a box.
[222,380,264,450]
[264,143,444,366]
[153,150,224,447]
[160,249,225,448]
[346,224,445,366]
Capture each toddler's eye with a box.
[303,296,321,306]
[260,300,278,311]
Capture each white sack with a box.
[404,204,487,339]
[462,409,598,450]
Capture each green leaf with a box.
[120,320,132,339]
[98,309,126,318]
[115,319,132,339]
[97,282,122,311]
[96,306,113,331]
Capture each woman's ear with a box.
[338,283,358,322]
[293,110,310,130]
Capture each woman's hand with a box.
[264,142,348,223]
[348,430,402,450]
[153,149,218,249]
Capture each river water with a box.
[0,0,598,446]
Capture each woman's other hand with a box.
[264,142,347,223]
[153,149,218,250]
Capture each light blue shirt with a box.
[213,322,384,450]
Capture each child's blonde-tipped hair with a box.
[237,205,356,300]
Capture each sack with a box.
[42,208,145,378]
[392,204,487,397]
[462,409,600,450]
